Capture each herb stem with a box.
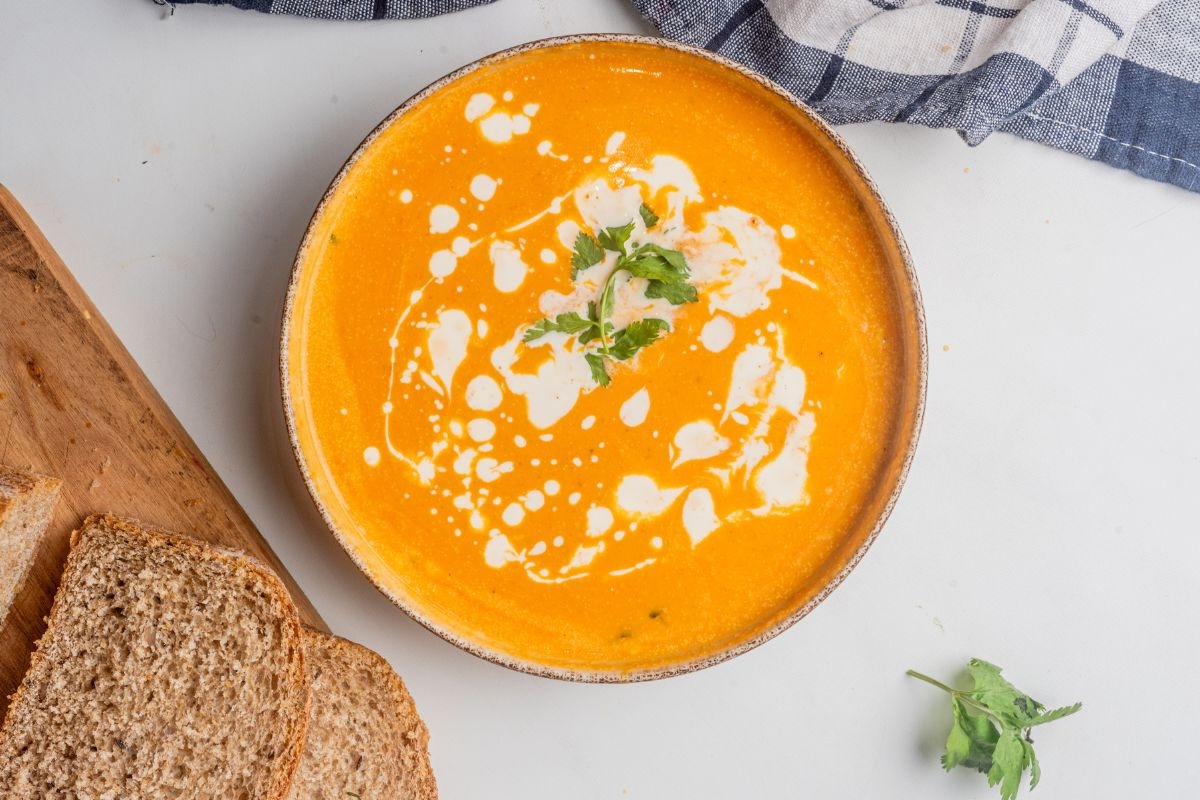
[908,670,1013,724]
[905,670,958,694]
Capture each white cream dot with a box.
[399,189,413,204]
[429,249,457,278]
[501,503,525,526]
[568,492,582,506]
[429,204,459,234]
[451,236,471,256]
[619,388,651,427]
[480,113,515,143]
[523,103,540,116]
[363,446,381,467]
[586,507,614,537]
[781,224,797,239]
[540,248,557,264]
[502,90,514,101]
[700,315,735,353]
[511,114,531,135]
[464,93,494,122]
[467,418,496,442]
[382,401,393,413]
[469,174,498,201]
[465,375,503,411]
[650,536,663,549]
[581,415,596,430]
[544,480,561,496]
[523,490,545,511]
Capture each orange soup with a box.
[286,39,922,677]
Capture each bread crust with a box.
[0,464,62,626]
[0,513,311,800]
[297,627,438,800]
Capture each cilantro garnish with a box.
[570,232,604,279]
[908,659,1082,800]
[521,311,593,343]
[526,203,695,386]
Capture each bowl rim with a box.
[280,32,928,683]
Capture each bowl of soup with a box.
[282,35,925,681]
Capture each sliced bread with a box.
[0,465,62,621]
[0,514,310,799]
[288,628,437,800]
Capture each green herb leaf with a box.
[597,274,619,353]
[609,318,670,361]
[577,320,612,346]
[908,661,1081,800]
[644,279,699,305]
[630,243,688,274]
[523,312,595,343]
[524,209,698,386]
[597,222,636,256]
[570,232,604,278]
[1027,703,1082,728]
[585,353,610,387]
[943,696,999,773]
[987,729,1028,800]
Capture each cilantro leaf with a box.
[967,659,1042,728]
[644,279,699,305]
[523,209,699,386]
[1025,739,1041,789]
[944,697,999,773]
[622,255,687,283]
[570,232,604,278]
[987,729,1027,800]
[630,243,688,275]
[1027,703,1082,727]
[908,661,1081,800]
[609,318,669,361]
[597,274,619,353]
[597,222,635,256]
[584,353,610,387]
[522,312,594,343]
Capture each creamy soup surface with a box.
[289,41,912,673]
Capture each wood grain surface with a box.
[0,185,325,716]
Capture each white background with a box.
[3,1,1199,797]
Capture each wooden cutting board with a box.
[0,185,326,716]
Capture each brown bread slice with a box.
[0,514,310,799]
[288,628,437,800]
[0,465,62,621]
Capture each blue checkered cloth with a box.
[634,0,1200,193]
[173,0,1200,194]
[167,0,492,20]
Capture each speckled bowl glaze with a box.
[281,34,927,682]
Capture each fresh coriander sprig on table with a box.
[907,659,1082,800]
[524,202,697,386]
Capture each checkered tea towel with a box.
[633,1,1200,193]
[170,0,1200,194]
[165,0,493,20]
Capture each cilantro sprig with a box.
[525,203,696,386]
[908,659,1082,800]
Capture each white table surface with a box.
[3,1,1199,797]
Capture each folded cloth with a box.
[632,0,1200,193]
[168,0,494,20]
